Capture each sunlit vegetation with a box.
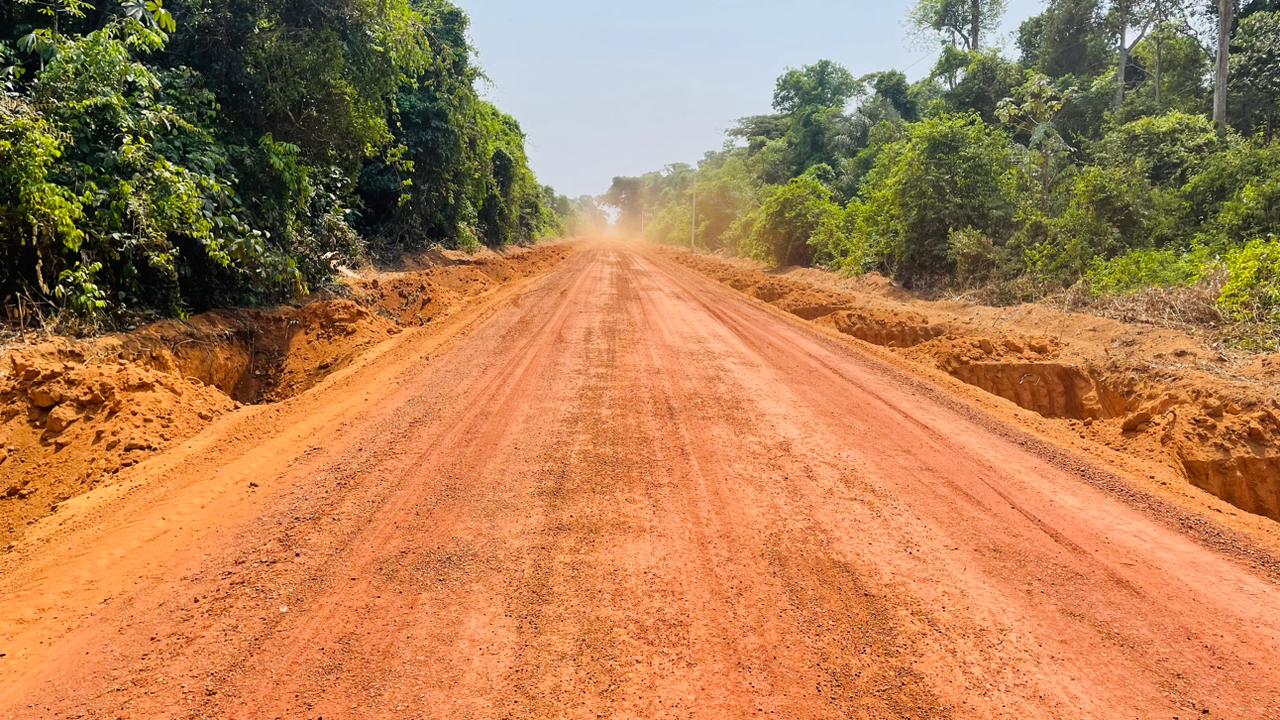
[1,0,568,328]
[608,0,1280,345]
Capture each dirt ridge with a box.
[0,243,574,543]
[663,247,1280,522]
[3,244,1280,717]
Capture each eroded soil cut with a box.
[0,244,572,543]
[664,248,1280,522]
[3,244,1280,719]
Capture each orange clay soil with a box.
[1,241,1279,718]
[663,247,1280,529]
[0,243,572,544]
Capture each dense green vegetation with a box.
[608,0,1280,344]
[1,0,566,327]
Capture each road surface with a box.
[1,244,1278,719]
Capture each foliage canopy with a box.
[0,0,568,325]
[608,0,1280,341]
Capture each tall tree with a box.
[772,60,859,113]
[1131,24,1212,111]
[1110,0,1155,107]
[909,0,1008,50]
[1214,0,1236,127]
[1018,0,1111,77]
[1230,10,1280,135]
[866,70,922,121]
[768,61,865,178]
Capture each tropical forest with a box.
[607,0,1280,347]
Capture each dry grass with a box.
[1060,276,1227,331]
[2,291,119,350]
[941,271,1277,354]
[1054,273,1278,353]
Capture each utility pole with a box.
[690,182,697,250]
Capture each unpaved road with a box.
[2,244,1279,719]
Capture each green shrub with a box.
[1095,112,1226,187]
[1219,238,1280,324]
[33,22,295,314]
[739,173,844,266]
[1179,142,1279,222]
[1030,166,1156,283]
[1213,175,1280,249]
[855,113,1020,285]
[1084,247,1210,295]
[811,204,866,270]
[0,94,85,288]
[54,261,109,323]
[947,228,1003,288]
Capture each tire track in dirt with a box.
[630,249,1280,717]
[624,252,953,719]
[0,252,599,717]
[1,242,1278,719]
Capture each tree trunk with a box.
[1115,19,1128,108]
[1213,0,1233,130]
[1154,31,1163,107]
[970,0,981,50]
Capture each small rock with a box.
[1121,411,1153,432]
[13,358,40,382]
[28,388,58,408]
[45,405,80,433]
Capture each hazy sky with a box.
[463,0,1044,198]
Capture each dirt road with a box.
[2,243,1279,719]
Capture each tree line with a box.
[606,0,1280,345]
[1,0,569,327]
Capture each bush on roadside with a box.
[738,171,845,267]
[1084,247,1210,296]
[1219,238,1280,325]
[854,113,1020,286]
[947,227,1002,288]
[1094,112,1227,188]
[0,0,568,329]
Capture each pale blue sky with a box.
[463,0,1044,197]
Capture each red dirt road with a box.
[2,243,1279,719]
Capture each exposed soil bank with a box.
[5,244,1279,718]
[663,247,1280,522]
[0,244,573,543]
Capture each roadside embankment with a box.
[663,247,1280,523]
[0,243,573,543]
